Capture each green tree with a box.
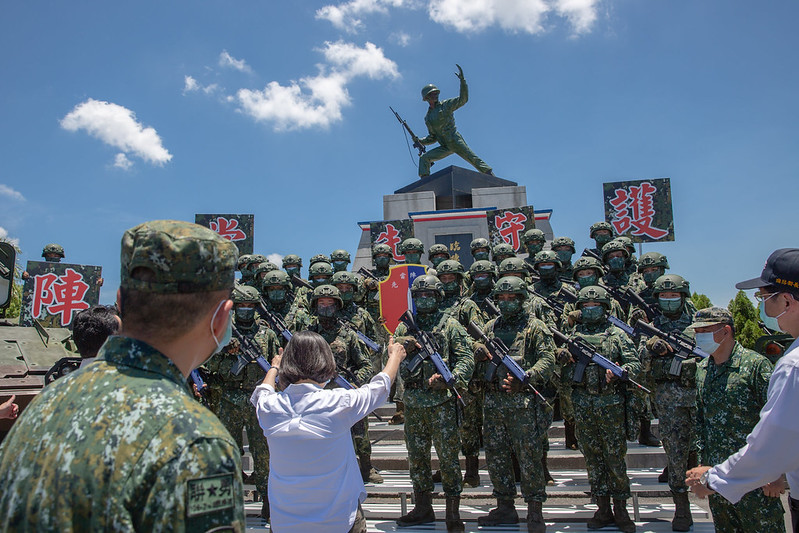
[690,292,713,310]
[728,290,762,350]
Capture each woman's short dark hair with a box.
[280,330,337,386]
[72,305,120,357]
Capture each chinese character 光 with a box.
[375,223,404,261]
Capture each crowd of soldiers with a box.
[194,220,785,533]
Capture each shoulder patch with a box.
[186,473,235,517]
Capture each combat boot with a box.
[445,495,465,532]
[431,469,442,483]
[613,499,636,533]
[389,401,405,425]
[478,499,519,526]
[658,465,669,483]
[564,419,578,450]
[527,500,546,533]
[638,419,661,447]
[396,491,435,527]
[587,495,614,529]
[260,495,270,521]
[541,451,554,485]
[462,455,480,488]
[359,454,384,484]
[671,491,693,532]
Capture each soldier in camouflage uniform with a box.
[496,257,558,329]
[522,229,546,268]
[0,220,245,531]
[468,259,498,314]
[237,254,254,284]
[42,242,65,262]
[559,286,640,533]
[492,242,516,266]
[550,237,576,282]
[639,274,699,529]
[438,259,485,488]
[292,260,334,315]
[600,240,647,317]
[203,284,279,519]
[613,236,639,279]
[400,237,425,265]
[470,237,491,263]
[583,221,615,260]
[428,243,451,270]
[281,253,304,284]
[330,249,351,272]
[691,307,785,532]
[308,284,382,484]
[259,269,310,341]
[333,270,383,373]
[395,274,474,532]
[477,276,555,533]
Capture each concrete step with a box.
[243,501,713,531]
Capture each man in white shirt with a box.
[686,248,799,533]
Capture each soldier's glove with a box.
[567,310,582,327]
[227,337,241,354]
[646,337,672,356]
[556,346,573,364]
[628,307,649,326]
[363,278,379,292]
[396,336,420,356]
[428,373,447,390]
[473,342,490,362]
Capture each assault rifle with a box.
[258,297,293,343]
[189,370,208,403]
[551,328,651,394]
[521,262,541,283]
[390,106,426,156]
[599,282,659,323]
[231,323,272,376]
[634,320,709,376]
[581,248,603,261]
[400,310,465,406]
[466,321,549,406]
[482,297,500,318]
[529,286,577,317]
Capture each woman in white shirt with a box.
[251,330,406,533]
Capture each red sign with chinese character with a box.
[603,178,674,242]
[370,219,414,262]
[379,265,427,334]
[20,262,102,328]
[486,206,536,252]
[195,214,254,254]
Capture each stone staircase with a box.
[242,402,715,532]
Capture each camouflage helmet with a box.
[253,261,279,280]
[330,249,351,262]
[331,270,359,288]
[572,256,605,279]
[551,237,576,253]
[428,243,450,258]
[577,285,612,310]
[261,269,291,289]
[652,274,691,297]
[42,243,65,258]
[498,257,527,277]
[492,275,528,300]
[310,284,342,309]
[411,274,444,298]
[372,243,392,257]
[309,253,331,266]
[589,221,614,238]
[421,84,440,101]
[470,259,497,278]
[492,242,516,260]
[522,229,545,244]
[249,254,268,265]
[232,284,261,304]
[615,236,635,255]
[282,254,302,267]
[400,238,424,254]
[601,239,630,261]
[533,250,562,269]
[470,237,490,252]
[436,259,465,277]
[638,252,670,272]
[309,261,334,278]
[236,254,254,271]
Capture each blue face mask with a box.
[658,296,683,314]
[473,275,492,290]
[404,253,422,265]
[759,299,786,332]
[473,251,489,262]
[332,261,348,272]
[694,331,721,354]
[538,264,557,279]
[210,300,233,355]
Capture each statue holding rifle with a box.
[392,64,493,178]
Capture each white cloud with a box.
[219,50,252,73]
[316,0,408,33]
[61,99,172,166]
[0,227,19,247]
[183,75,219,95]
[0,184,25,202]
[266,253,284,267]
[235,41,399,131]
[113,153,133,170]
[554,0,599,35]
[391,31,412,46]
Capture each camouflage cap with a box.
[120,220,238,294]
[689,307,734,329]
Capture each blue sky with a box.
[1,1,796,308]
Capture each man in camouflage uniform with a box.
[550,237,576,282]
[477,276,555,532]
[330,249,351,272]
[203,284,279,519]
[333,270,382,373]
[691,307,785,532]
[468,259,498,313]
[522,229,546,268]
[496,257,558,330]
[259,269,310,342]
[428,243,451,271]
[281,254,304,285]
[583,221,615,260]
[600,240,647,317]
[492,242,516,266]
[470,237,491,263]
[639,274,699,529]
[42,243,65,262]
[438,259,485,487]
[0,220,245,531]
[559,286,640,532]
[400,237,425,265]
[236,254,254,285]
[292,260,334,314]
[417,64,492,177]
[395,274,474,531]
[614,236,639,278]
[308,284,382,484]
